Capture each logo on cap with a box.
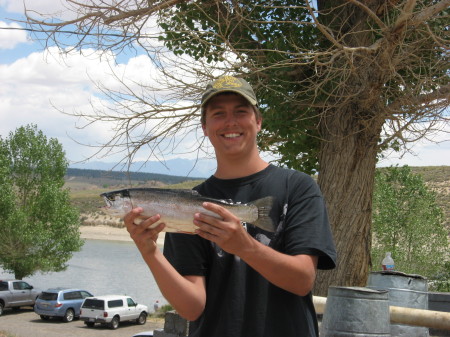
[212,76,243,89]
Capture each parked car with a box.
[0,279,41,316]
[34,288,93,322]
[80,295,148,329]
[132,331,154,337]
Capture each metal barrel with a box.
[320,286,391,337]
[367,271,429,337]
[428,291,450,337]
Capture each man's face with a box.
[202,93,262,158]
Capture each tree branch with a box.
[410,0,450,26]
[103,0,184,24]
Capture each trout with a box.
[100,188,274,233]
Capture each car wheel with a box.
[63,308,75,322]
[40,315,50,320]
[84,321,95,327]
[109,316,120,329]
[137,312,147,325]
[0,302,4,316]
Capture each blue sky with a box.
[1,0,449,169]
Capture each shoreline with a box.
[80,225,165,246]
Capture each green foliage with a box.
[158,1,320,173]
[371,165,449,280]
[157,1,448,175]
[0,124,83,279]
[159,1,315,62]
[429,261,450,292]
[151,304,174,318]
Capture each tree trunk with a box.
[313,0,390,297]
[314,107,384,296]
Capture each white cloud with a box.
[0,21,28,49]
[380,139,450,167]
[2,0,75,17]
[379,117,450,167]
[0,43,208,164]
[0,47,153,162]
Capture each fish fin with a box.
[251,196,275,232]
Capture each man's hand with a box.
[193,202,255,256]
[123,207,165,256]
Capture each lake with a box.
[0,239,166,311]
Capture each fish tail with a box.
[251,196,274,232]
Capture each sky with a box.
[1,0,449,170]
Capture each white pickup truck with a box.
[80,295,148,329]
[0,279,41,316]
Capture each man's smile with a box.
[223,133,242,138]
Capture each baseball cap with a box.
[201,76,257,107]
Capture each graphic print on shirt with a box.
[269,202,288,249]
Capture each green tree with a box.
[0,124,83,280]
[372,165,448,279]
[22,1,449,294]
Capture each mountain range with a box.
[69,157,217,178]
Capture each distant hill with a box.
[66,167,204,186]
[409,166,450,230]
[69,158,217,178]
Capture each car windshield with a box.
[82,299,104,310]
[39,292,58,301]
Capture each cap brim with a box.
[201,89,257,107]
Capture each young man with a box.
[124,75,336,337]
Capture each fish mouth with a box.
[102,196,113,208]
[100,190,130,205]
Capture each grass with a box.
[410,166,450,183]
[164,180,205,189]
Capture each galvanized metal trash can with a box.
[320,286,391,336]
[367,271,429,337]
[428,291,450,337]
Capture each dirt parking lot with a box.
[1,307,164,337]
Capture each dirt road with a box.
[1,307,164,337]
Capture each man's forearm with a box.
[143,248,206,321]
[239,239,318,296]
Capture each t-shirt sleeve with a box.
[283,172,337,270]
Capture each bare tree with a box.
[22,0,449,295]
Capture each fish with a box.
[100,188,274,234]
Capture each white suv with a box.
[80,295,148,329]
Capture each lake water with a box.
[0,239,166,311]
